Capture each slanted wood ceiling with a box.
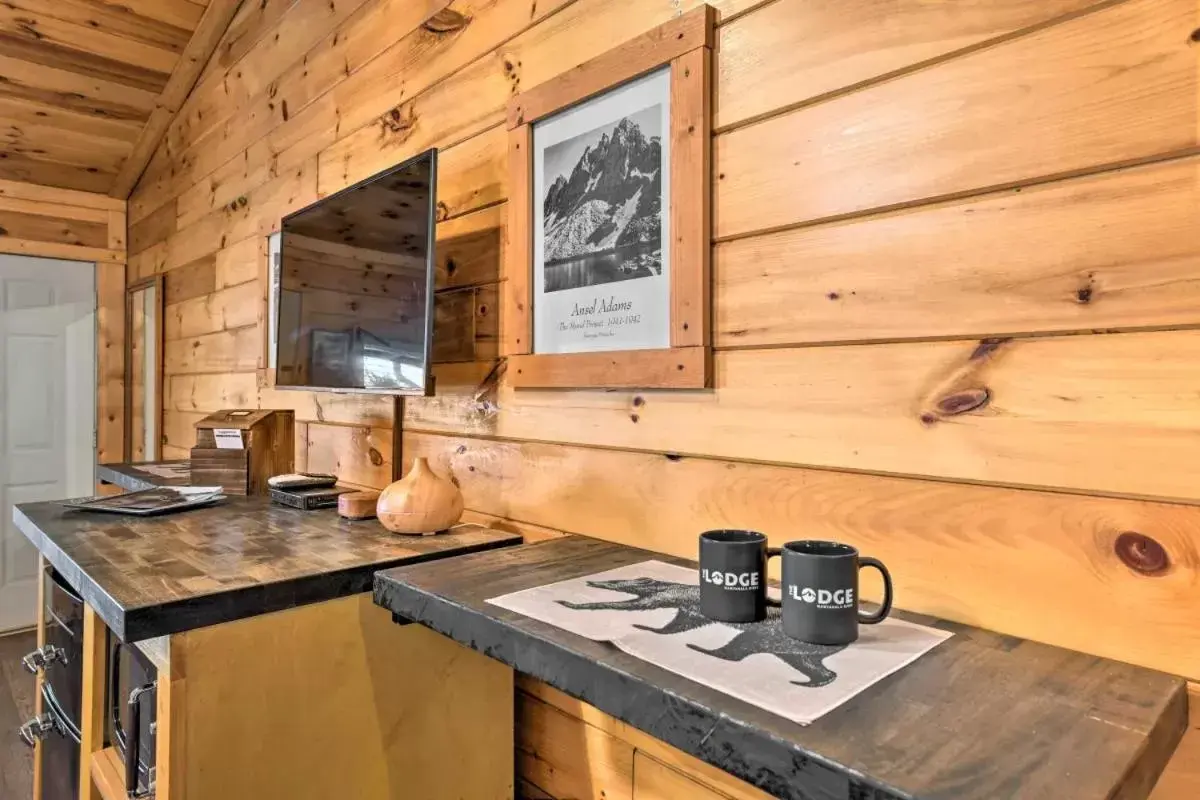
[0,0,241,198]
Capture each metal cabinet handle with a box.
[21,645,67,674]
[17,715,57,747]
[125,682,156,799]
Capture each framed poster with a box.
[532,68,671,354]
[504,6,714,389]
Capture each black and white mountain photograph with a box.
[540,104,664,293]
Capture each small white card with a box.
[212,428,244,450]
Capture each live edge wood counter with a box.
[374,536,1188,800]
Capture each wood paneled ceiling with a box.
[0,0,241,198]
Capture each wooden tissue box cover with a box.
[190,409,295,496]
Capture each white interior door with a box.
[0,255,95,632]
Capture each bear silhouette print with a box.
[557,577,844,687]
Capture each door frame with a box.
[124,275,163,462]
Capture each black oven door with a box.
[38,681,81,800]
[108,642,157,798]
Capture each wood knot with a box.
[380,106,416,138]
[368,448,384,466]
[422,8,469,33]
[435,201,450,221]
[1075,286,1093,304]
[935,387,991,417]
[632,396,645,407]
[1190,27,1200,43]
[1114,532,1169,576]
[970,337,1011,361]
[456,445,467,454]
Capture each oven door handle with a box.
[125,682,155,799]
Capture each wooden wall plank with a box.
[0,177,124,211]
[158,158,317,274]
[164,280,261,340]
[436,204,503,289]
[214,236,262,289]
[404,430,1200,679]
[303,423,394,488]
[0,152,116,194]
[129,198,178,255]
[0,209,107,248]
[163,409,207,451]
[168,372,261,413]
[163,257,218,305]
[715,157,1200,346]
[407,330,1200,503]
[714,0,1199,239]
[163,325,261,374]
[257,387,396,427]
[715,0,1104,131]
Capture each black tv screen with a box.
[275,149,437,394]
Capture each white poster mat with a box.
[532,68,671,354]
[488,560,951,726]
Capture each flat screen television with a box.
[274,148,437,395]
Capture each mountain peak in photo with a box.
[543,114,662,264]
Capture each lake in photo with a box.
[544,243,662,293]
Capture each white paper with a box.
[532,68,671,354]
[487,560,952,726]
[212,428,244,450]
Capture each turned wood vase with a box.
[376,457,464,535]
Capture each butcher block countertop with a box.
[374,535,1188,800]
[14,478,520,641]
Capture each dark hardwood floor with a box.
[0,630,35,800]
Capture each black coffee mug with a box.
[780,541,893,645]
[698,530,781,623]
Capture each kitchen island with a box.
[15,466,520,800]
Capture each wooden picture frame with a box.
[503,6,714,389]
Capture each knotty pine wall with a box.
[128,0,1200,796]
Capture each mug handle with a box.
[765,547,783,607]
[858,557,893,624]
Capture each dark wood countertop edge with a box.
[119,532,522,641]
[373,572,903,800]
[15,502,522,642]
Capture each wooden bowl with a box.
[376,457,464,535]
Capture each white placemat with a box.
[488,559,951,725]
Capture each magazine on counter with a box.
[61,487,226,516]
